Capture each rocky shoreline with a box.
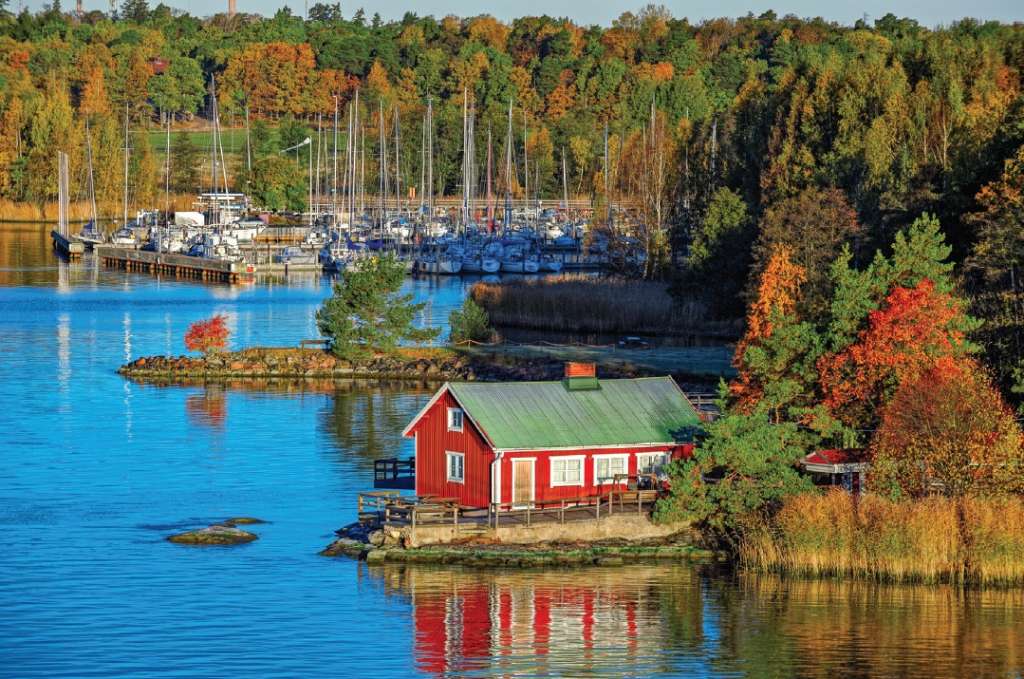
[118,347,657,383]
[319,521,719,567]
[320,535,719,567]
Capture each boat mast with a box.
[393,105,401,220]
[360,116,366,220]
[504,99,513,233]
[604,122,611,230]
[332,95,339,226]
[522,110,528,228]
[561,147,568,217]
[314,112,322,223]
[244,103,252,175]
[378,99,385,229]
[122,102,129,229]
[419,107,425,217]
[163,114,170,252]
[84,120,98,228]
[344,99,353,229]
[426,97,433,231]
[486,125,492,232]
[461,88,468,230]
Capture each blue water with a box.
[1,225,1022,677]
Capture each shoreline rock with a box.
[319,538,719,566]
[319,522,719,567]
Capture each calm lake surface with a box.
[1,223,1023,678]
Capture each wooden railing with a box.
[358,475,664,534]
[373,458,416,490]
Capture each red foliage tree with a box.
[184,315,230,355]
[818,278,973,428]
[869,361,1024,497]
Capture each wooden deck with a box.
[357,474,663,535]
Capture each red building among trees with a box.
[401,364,702,510]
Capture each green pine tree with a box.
[316,255,439,360]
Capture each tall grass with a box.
[471,275,739,337]
[741,490,1024,585]
[0,195,197,222]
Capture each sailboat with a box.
[76,120,103,246]
[110,105,137,246]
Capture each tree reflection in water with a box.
[364,564,1024,678]
[320,380,433,465]
[184,385,227,428]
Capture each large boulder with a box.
[167,525,258,545]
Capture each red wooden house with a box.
[401,364,702,510]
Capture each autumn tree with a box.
[751,186,863,320]
[25,77,76,203]
[869,361,1024,498]
[818,278,978,431]
[966,146,1024,397]
[731,246,822,422]
[184,315,230,355]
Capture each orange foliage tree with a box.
[730,246,809,411]
[869,361,1024,498]
[184,315,230,355]
[818,278,976,429]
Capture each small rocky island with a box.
[167,518,267,546]
[119,347,653,383]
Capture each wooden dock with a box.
[96,245,245,282]
[51,230,84,260]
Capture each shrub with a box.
[449,298,493,344]
[184,315,229,355]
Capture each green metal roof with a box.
[447,377,701,450]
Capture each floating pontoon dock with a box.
[96,245,245,283]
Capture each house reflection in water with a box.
[372,565,699,676]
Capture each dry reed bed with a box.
[741,490,1024,586]
[0,196,196,222]
[471,275,738,337]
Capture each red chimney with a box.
[564,362,596,379]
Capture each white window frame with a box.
[446,451,465,483]
[549,455,586,487]
[594,454,630,485]
[447,407,464,432]
[636,452,670,476]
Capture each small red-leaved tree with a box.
[184,315,230,355]
[869,361,1024,498]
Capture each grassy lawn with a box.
[464,343,735,381]
[146,127,254,157]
